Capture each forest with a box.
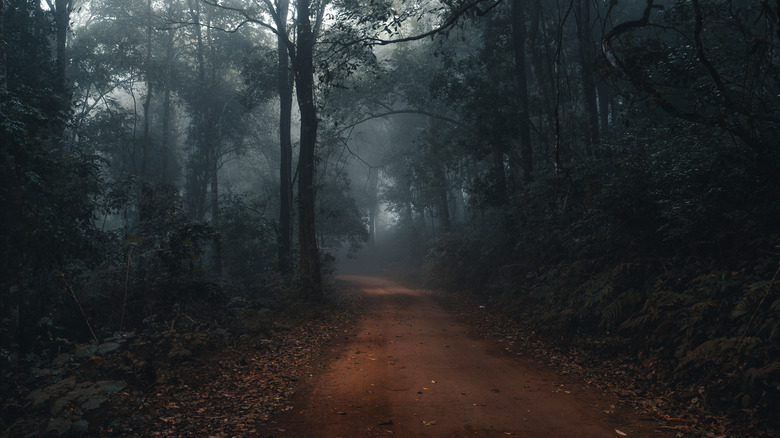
[1,0,779,436]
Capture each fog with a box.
[2,0,779,434]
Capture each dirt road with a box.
[257,276,669,437]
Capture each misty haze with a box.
[1,0,778,436]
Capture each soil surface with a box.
[256,276,672,437]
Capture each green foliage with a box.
[216,194,277,285]
[4,0,56,90]
[1,87,106,351]
[116,182,217,318]
[240,46,278,106]
[316,168,369,258]
[412,82,780,425]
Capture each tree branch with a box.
[366,0,503,45]
[601,0,658,66]
[337,109,463,133]
[691,0,729,106]
[202,0,299,61]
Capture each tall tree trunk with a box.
[141,0,153,179]
[207,16,221,274]
[160,0,175,184]
[492,146,507,205]
[160,84,171,182]
[367,169,379,249]
[44,0,71,154]
[575,0,599,155]
[597,82,610,138]
[528,0,557,167]
[277,0,294,277]
[0,152,22,369]
[52,0,70,100]
[429,209,436,238]
[0,2,6,90]
[186,0,209,219]
[161,68,172,183]
[433,161,451,233]
[399,172,416,243]
[511,0,534,184]
[293,0,322,296]
[211,142,221,273]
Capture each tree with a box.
[160,0,181,184]
[0,2,6,90]
[1,87,104,361]
[204,0,506,294]
[44,0,77,103]
[140,0,154,179]
[573,0,599,155]
[200,0,324,293]
[511,0,534,184]
[292,0,322,294]
[601,0,780,155]
[275,0,294,277]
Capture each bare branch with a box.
[691,0,729,105]
[753,36,780,49]
[601,0,658,66]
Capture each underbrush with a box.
[0,180,344,436]
[0,277,351,437]
[420,126,780,437]
[426,243,779,437]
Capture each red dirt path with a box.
[257,276,672,437]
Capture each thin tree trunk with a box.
[0,151,22,369]
[575,0,599,155]
[141,0,153,179]
[528,0,557,166]
[186,0,209,219]
[207,16,221,274]
[400,174,416,242]
[367,169,379,249]
[161,68,172,183]
[160,0,175,184]
[211,147,221,273]
[492,146,507,205]
[511,0,534,184]
[0,2,7,90]
[53,0,69,100]
[277,0,294,277]
[433,161,451,233]
[597,82,610,137]
[429,209,436,238]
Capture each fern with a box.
[689,300,717,312]
[590,285,613,306]
[599,298,623,328]
[675,337,749,371]
[744,360,780,389]
[731,291,763,319]
[620,308,658,330]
